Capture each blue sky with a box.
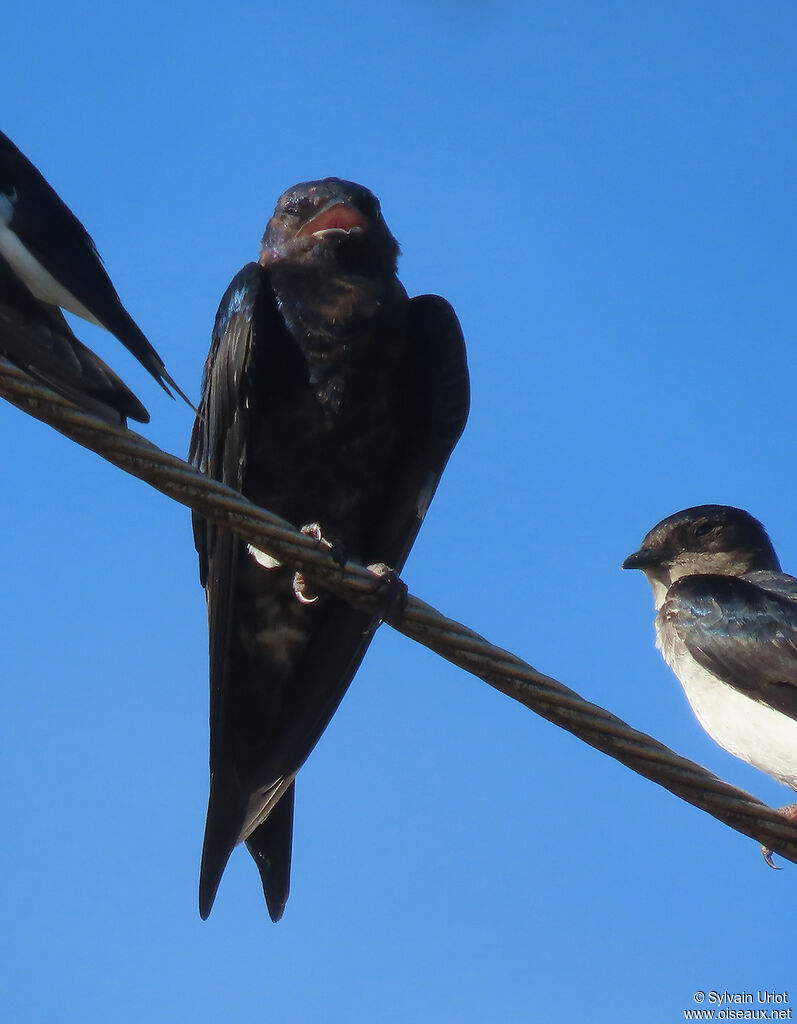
[2,2,796,1021]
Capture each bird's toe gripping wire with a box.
[292,523,344,604]
[762,801,797,868]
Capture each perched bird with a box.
[189,177,469,920]
[623,504,797,861]
[0,129,189,416]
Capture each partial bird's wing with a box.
[661,574,797,719]
[0,130,189,403]
[189,261,269,764]
[743,570,797,603]
[189,263,267,579]
[363,293,469,569]
[0,256,148,424]
[0,130,107,309]
[189,262,296,918]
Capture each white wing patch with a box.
[0,213,102,325]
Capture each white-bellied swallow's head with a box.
[623,504,780,608]
[258,177,399,273]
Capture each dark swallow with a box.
[189,177,469,920]
[0,255,148,423]
[0,130,189,406]
[623,504,797,861]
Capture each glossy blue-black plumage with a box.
[189,179,469,920]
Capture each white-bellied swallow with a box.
[623,504,797,861]
[0,130,189,410]
[189,178,469,919]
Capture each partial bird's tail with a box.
[199,773,248,920]
[245,782,295,923]
[103,304,197,412]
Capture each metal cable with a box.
[2,355,797,864]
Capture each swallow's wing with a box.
[0,130,187,401]
[0,255,148,423]
[662,575,797,719]
[190,263,269,585]
[190,262,298,918]
[360,294,469,570]
[0,130,107,312]
[743,570,797,603]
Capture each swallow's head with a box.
[623,504,780,607]
[259,178,399,273]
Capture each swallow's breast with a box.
[657,620,797,788]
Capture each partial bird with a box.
[0,129,189,413]
[189,177,469,920]
[623,504,797,862]
[0,255,148,423]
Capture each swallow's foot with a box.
[291,523,345,604]
[299,522,347,563]
[293,572,318,605]
[761,801,797,868]
[367,562,408,621]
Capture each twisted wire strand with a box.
[2,355,797,863]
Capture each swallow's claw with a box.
[300,522,327,544]
[293,572,319,605]
[293,524,346,603]
[760,801,797,870]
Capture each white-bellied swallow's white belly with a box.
[657,624,797,789]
